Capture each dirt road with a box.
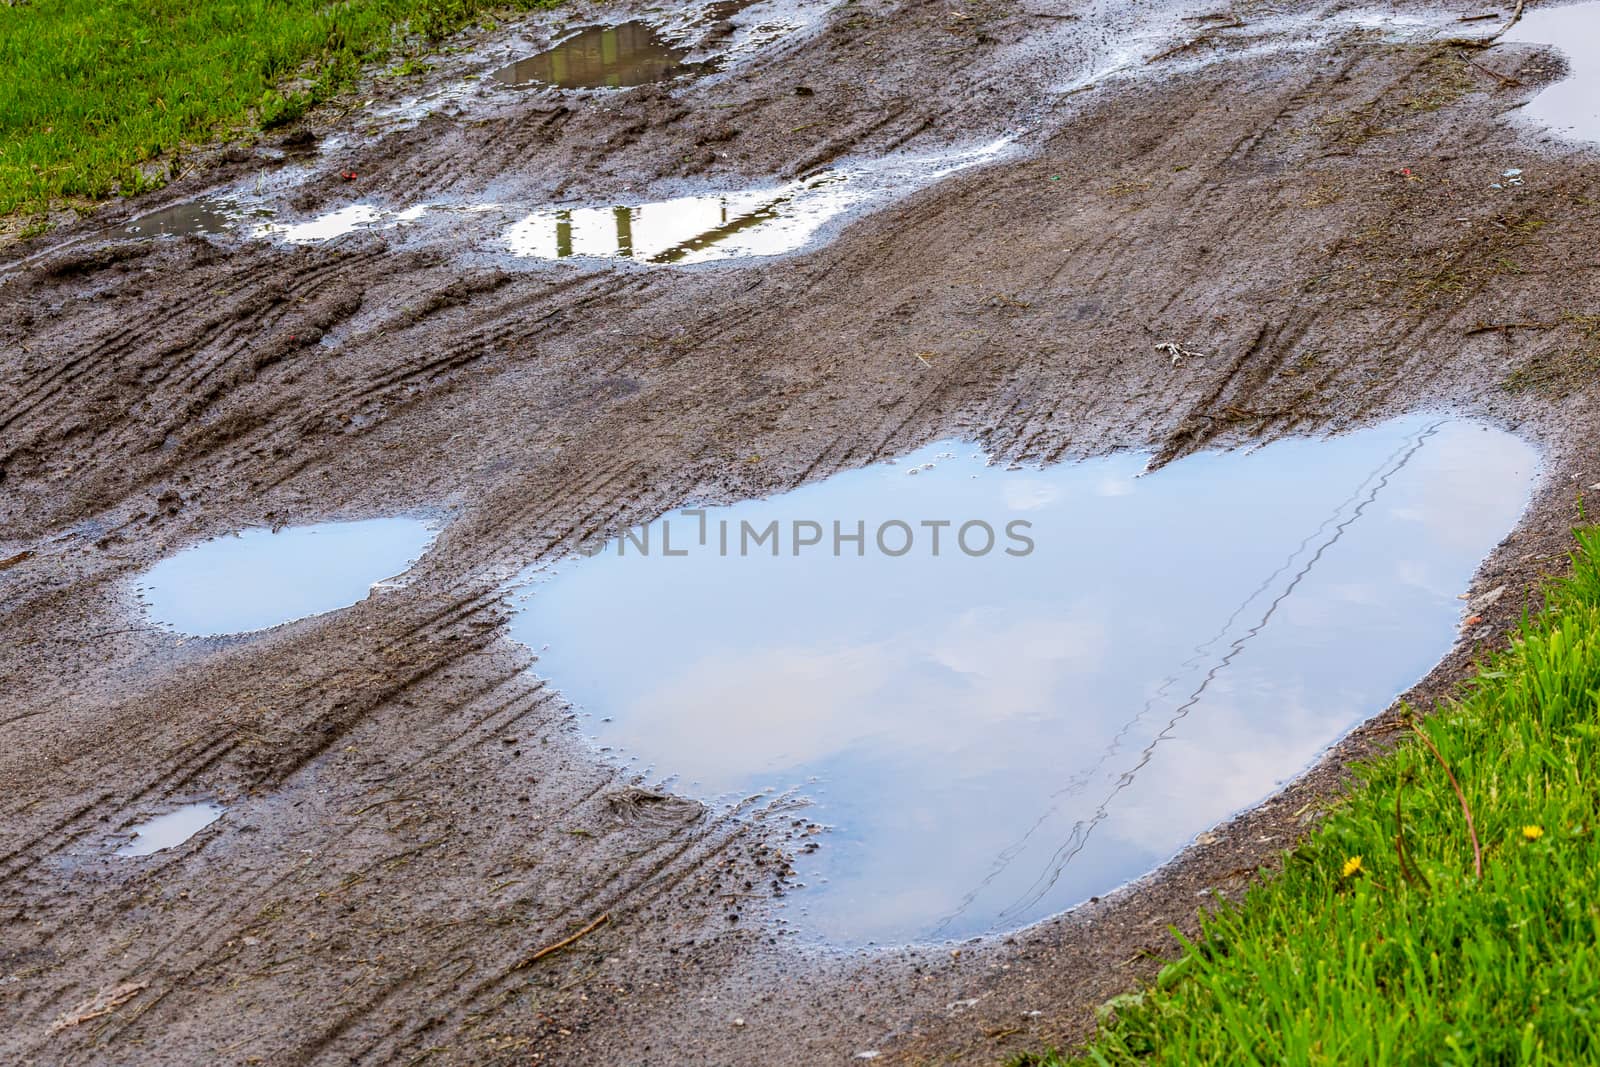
[3,0,1599,1061]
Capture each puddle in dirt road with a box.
[251,203,430,244]
[1504,2,1600,142]
[116,803,224,856]
[136,518,436,635]
[100,139,1007,260]
[117,199,242,239]
[504,174,853,262]
[504,139,1009,264]
[509,416,1537,944]
[494,21,696,89]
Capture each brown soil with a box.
[3,0,1600,1062]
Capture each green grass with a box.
[1023,527,1600,1066]
[0,0,555,220]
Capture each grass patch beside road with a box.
[0,0,553,221]
[1024,527,1600,1065]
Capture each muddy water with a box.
[136,518,436,635]
[494,22,694,89]
[117,199,239,239]
[116,803,224,856]
[509,417,1537,944]
[1505,2,1600,142]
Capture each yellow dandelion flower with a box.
[1523,825,1544,841]
[1341,855,1363,878]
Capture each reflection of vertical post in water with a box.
[554,210,574,259]
[613,207,634,258]
[549,50,568,86]
[646,179,846,263]
[603,28,620,88]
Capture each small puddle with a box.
[494,21,697,89]
[510,416,1537,944]
[137,518,436,635]
[1504,2,1600,142]
[117,199,241,239]
[251,203,428,244]
[504,139,1008,264]
[116,803,224,856]
[504,174,856,263]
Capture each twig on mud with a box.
[1479,0,1527,42]
[0,550,32,570]
[515,913,609,969]
[349,794,421,817]
[1411,722,1483,880]
[1465,319,1557,335]
[49,982,148,1033]
[1459,51,1524,86]
[1148,35,1218,62]
[1505,0,1526,33]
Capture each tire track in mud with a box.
[9,644,792,1066]
[3,6,1600,1062]
[345,791,792,1063]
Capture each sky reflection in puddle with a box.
[137,518,436,636]
[509,416,1537,944]
[115,803,225,857]
[1504,1,1600,143]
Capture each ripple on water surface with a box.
[510,417,1538,944]
[137,518,436,636]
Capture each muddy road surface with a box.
[4,0,1600,1061]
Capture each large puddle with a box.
[137,518,436,635]
[1504,1,1600,143]
[494,21,696,89]
[509,416,1536,944]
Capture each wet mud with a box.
[4,0,1600,1062]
